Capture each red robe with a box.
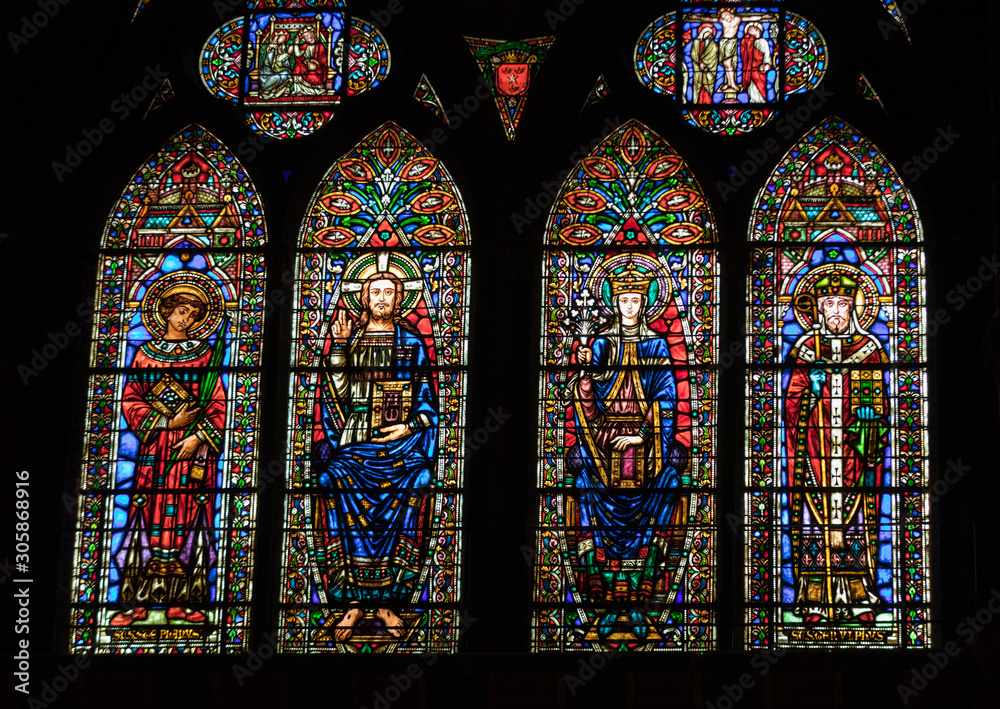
[739,34,768,101]
[116,338,226,606]
[293,38,327,88]
[784,331,888,617]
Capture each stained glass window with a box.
[464,36,555,141]
[855,73,887,114]
[880,1,911,40]
[143,78,176,120]
[69,125,266,653]
[199,1,389,139]
[414,74,450,127]
[534,120,718,651]
[745,118,929,648]
[634,6,827,135]
[281,123,471,653]
[582,75,609,113]
[132,0,150,22]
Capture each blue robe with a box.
[313,325,437,603]
[568,323,682,603]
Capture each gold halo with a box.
[589,252,673,322]
[339,253,424,317]
[790,263,881,331]
[140,272,225,339]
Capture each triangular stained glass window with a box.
[144,78,176,120]
[414,73,450,127]
[464,36,555,141]
[581,74,609,113]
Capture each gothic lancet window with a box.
[533,120,718,651]
[281,123,471,653]
[69,125,267,652]
[745,118,929,648]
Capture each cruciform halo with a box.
[339,252,425,317]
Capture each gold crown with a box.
[610,262,653,296]
[813,269,858,298]
[495,49,535,64]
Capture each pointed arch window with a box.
[281,123,471,652]
[745,118,929,648]
[69,126,267,652]
[533,120,718,651]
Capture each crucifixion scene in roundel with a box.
[635,2,827,136]
[68,126,267,652]
[745,118,929,648]
[533,120,718,651]
[281,123,470,653]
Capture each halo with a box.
[140,271,225,339]
[339,252,425,317]
[588,252,673,322]
[790,263,881,331]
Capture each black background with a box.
[2,0,998,706]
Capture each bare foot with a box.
[376,608,405,638]
[334,607,363,641]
